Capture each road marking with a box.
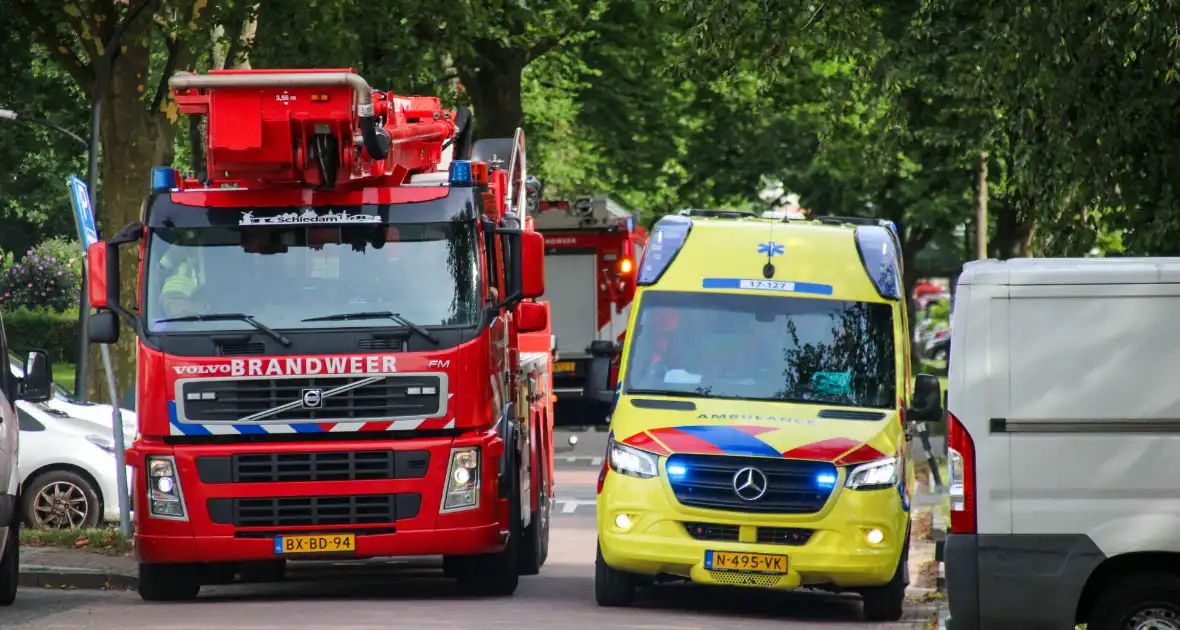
[559,456,603,466]
[557,499,596,514]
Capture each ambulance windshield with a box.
[623,290,896,409]
[144,219,480,333]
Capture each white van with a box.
[944,258,1180,629]
[0,311,54,606]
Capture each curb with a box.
[19,566,137,590]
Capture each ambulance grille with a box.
[178,375,443,423]
[666,454,836,514]
[706,571,784,587]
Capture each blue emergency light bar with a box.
[854,225,902,300]
[449,160,473,187]
[151,167,176,192]
[637,214,692,286]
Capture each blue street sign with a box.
[67,176,98,248]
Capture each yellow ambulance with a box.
[584,213,944,621]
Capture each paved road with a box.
[5,466,937,628]
[5,520,933,629]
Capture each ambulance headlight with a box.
[845,457,899,490]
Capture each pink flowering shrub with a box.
[0,238,83,311]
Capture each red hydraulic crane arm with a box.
[169,69,456,190]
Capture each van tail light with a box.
[947,412,977,534]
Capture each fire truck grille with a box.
[178,375,443,423]
[195,450,429,484]
[207,493,421,528]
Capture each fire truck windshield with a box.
[144,219,480,334]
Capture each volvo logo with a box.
[301,388,323,409]
[732,467,768,501]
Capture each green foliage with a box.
[0,238,82,311]
[3,307,80,364]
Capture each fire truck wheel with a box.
[455,463,521,596]
[518,471,550,575]
[595,541,635,607]
[138,563,201,601]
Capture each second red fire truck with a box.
[534,196,646,418]
[84,68,555,600]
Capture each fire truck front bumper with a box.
[127,432,512,565]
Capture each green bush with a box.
[3,307,80,363]
[0,237,83,312]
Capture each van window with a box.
[623,290,896,409]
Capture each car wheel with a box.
[595,542,635,607]
[861,530,909,622]
[1088,573,1180,630]
[0,522,18,606]
[23,470,102,529]
[455,458,521,596]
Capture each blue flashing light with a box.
[151,167,176,192]
[448,160,473,187]
[855,225,902,300]
[637,214,692,286]
[667,463,687,478]
[816,473,837,487]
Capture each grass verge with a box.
[20,526,132,556]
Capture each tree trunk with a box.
[975,152,989,260]
[456,45,526,140]
[83,32,178,403]
[990,202,1035,259]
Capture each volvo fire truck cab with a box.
[84,69,555,601]
[535,196,645,411]
[584,213,944,622]
[945,258,1180,630]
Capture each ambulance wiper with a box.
[625,388,712,399]
[154,313,291,347]
[302,311,440,344]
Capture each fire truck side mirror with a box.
[86,241,109,309]
[519,230,545,299]
[88,311,120,345]
[514,301,548,333]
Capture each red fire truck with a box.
[83,68,555,601]
[533,196,645,414]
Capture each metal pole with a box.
[0,109,88,148]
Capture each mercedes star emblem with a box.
[732,467,768,501]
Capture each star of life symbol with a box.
[757,241,785,257]
[239,209,381,226]
[732,467,768,501]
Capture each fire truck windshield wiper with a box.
[301,311,440,344]
[154,313,291,347]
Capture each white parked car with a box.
[8,353,133,528]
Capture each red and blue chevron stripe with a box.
[166,401,454,435]
[621,425,886,464]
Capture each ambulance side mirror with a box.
[907,373,943,422]
[584,340,617,405]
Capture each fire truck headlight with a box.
[442,447,480,512]
[147,455,188,520]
